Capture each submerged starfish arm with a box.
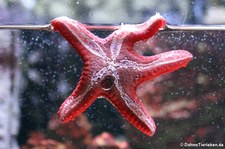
[51,17,105,61]
[132,50,193,84]
[102,85,156,136]
[57,74,101,123]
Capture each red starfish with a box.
[51,14,193,136]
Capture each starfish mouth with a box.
[100,75,115,90]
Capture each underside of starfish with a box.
[51,14,193,136]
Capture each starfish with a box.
[51,14,193,136]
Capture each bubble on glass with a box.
[27,69,42,84]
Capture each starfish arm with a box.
[122,13,166,46]
[58,73,101,123]
[103,85,156,136]
[51,17,107,60]
[106,14,166,60]
[130,50,193,84]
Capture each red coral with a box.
[21,131,66,149]
[89,132,129,149]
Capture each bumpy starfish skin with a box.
[51,14,193,136]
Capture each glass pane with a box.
[0,0,224,148]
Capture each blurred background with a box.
[0,0,224,148]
